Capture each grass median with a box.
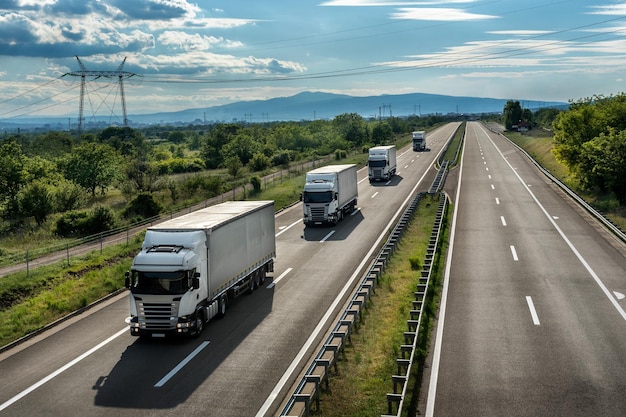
[316,194,449,417]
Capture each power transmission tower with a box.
[63,56,139,136]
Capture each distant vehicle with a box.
[301,164,358,226]
[125,201,276,338]
[368,145,397,182]
[412,131,427,151]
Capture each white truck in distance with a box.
[125,200,276,338]
[301,164,358,226]
[368,145,397,182]
[412,130,426,151]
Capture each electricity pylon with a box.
[64,56,138,135]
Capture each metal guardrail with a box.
[381,192,447,417]
[428,160,449,194]
[279,191,429,417]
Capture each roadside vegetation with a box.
[317,195,448,417]
[1,94,625,414]
[501,95,626,230]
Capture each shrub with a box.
[122,192,162,219]
[251,176,262,193]
[335,149,347,160]
[54,206,117,237]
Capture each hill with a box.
[3,91,568,129]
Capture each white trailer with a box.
[412,131,426,151]
[368,145,397,182]
[301,164,358,226]
[125,200,275,338]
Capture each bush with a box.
[123,192,162,219]
[272,151,292,167]
[54,206,117,237]
[251,176,262,193]
[249,152,271,171]
[335,149,347,160]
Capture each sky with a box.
[2,0,626,121]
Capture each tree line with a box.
[0,113,450,239]
[502,96,626,205]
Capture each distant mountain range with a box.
[2,91,568,130]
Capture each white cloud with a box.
[589,4,626,15]
[390,7,497,21]
[487,30,553,36]
[158,31,242,51]
[320,0,475,5]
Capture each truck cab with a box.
[126,230,209,337]
[412,131,426,151]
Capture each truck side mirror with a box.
[192,272,200,290]
[334,192,338,200]
[124,271,131,289]
[299,192,303,201]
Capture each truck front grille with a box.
[310,206,326,222]
[137,301,179,330]
[373,168,383,179]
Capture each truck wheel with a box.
[247,275,256,294]
[217,295,228,318]
[194,311,204,337]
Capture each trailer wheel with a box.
[247,275,256,294]
[217,294,228,318]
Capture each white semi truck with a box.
[125,200,276,338]
[301,164,358,226]
[368,145,397,182]
[412,131,426,151]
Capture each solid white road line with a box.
[479,123,626,321]
[257,136,444,417]
[0,327,128,412]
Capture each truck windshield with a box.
[303,191,333,203]
[132,271,189,295]
[369,160,386,168]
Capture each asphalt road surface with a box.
[0,122,460,417]
[425,121,626,416]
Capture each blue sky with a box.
[2,0,626,120]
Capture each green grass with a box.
[317,195,448,416]
[506,131,626,231]
[0,238,142,347]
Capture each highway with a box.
[0,122,458,417]
[425,122,626,416]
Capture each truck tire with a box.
[194,310,204,337]
[217,294,228,318]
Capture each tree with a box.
[224,156,243,180]
[333,113,369,147]
[201,124,240,169]
[18,180,55,226]
[372,122,393,145]
[533,107,561,128]
[220,133,260,165]
[503,100,523,130]
[581,129,626,204]
[0,138,27,214]
[61,142,121,197]
[167,131,186,144]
